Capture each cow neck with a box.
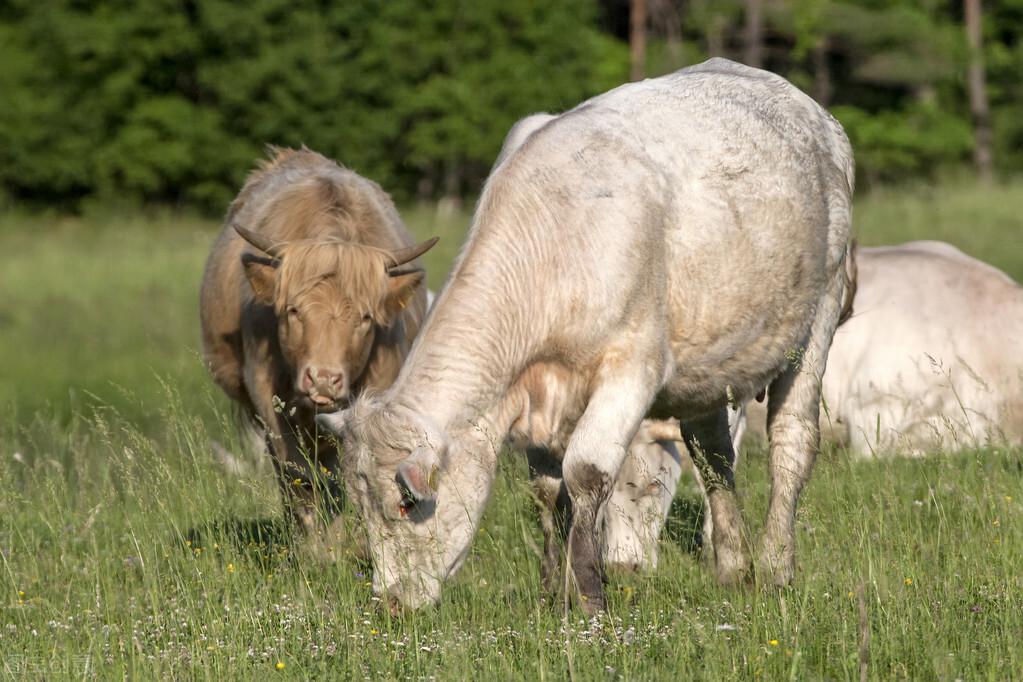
[392,239,545,435]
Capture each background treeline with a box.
[1,0,1020,214]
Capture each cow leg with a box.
[758,267,847,586]
[681,409,751,584]
[562,363,657,615]
[246,367,324,535]
[689,405,748,572]
[266,422,322,534]
[526,448,571,599]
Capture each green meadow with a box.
[1,182,1021,679]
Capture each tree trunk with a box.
[744,0,763,68]
[416,164,436,202]
[812,37,831,107]
[630,0,647,81]
[651,0,683,70]
[964,0,993,182]
[707,13,726,58]
[436,159,462,219]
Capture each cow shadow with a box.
[184,516,298,570]
[183,513,372,571]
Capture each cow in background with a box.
[745,241,1023,455]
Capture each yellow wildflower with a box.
[227,563,235,574]
[904,578,913,586]
[769,639,779,647]
[276,661,285,670]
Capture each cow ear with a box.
[384,268,425,320]
[242,253,279,305]
[315,408,350,436]
[396,446,439,503]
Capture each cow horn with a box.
[386,237,439,271]
[233,223,283,258]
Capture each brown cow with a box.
[200,148,437,540]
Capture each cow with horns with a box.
[200,148,437,542]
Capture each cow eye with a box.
[361,314,373,326]
[397,481,417,516]
[287,306,299,317]
[398,496,416,517]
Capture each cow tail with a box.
[838,239,858,326]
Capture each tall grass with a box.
[0,181,1021,678]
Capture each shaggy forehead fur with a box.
[274,240,392,318]
[239,154,408,318]
[344,396,439,469]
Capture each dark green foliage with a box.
[832,102,973,185]
[2,0,1023,212]
[639,0,1022,188]
[0,0,624,212]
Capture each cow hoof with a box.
[575,592,606,616]
[714,560,751,587]
[712,542,751,586]
[755,546,795,587]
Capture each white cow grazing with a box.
[494,112,748,575]
[320,58,855,612]
[820,241,1023,454]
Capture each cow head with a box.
[235,224,437,411]
[317,401,497,611]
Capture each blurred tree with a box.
[763,0,976,187]
[382,0,626,200]
[964,0,992,182]
[744,0,764,67]
[2,0,1022,211]
[630,0,648,80]
[0,0,625,212]
[649,0,683,69]
[984,0,1023,174]
[687,0,743,58]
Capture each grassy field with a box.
[1,182,1021,679]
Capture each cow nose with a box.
[303,367,346,403]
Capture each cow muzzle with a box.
[301,366,348,409]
